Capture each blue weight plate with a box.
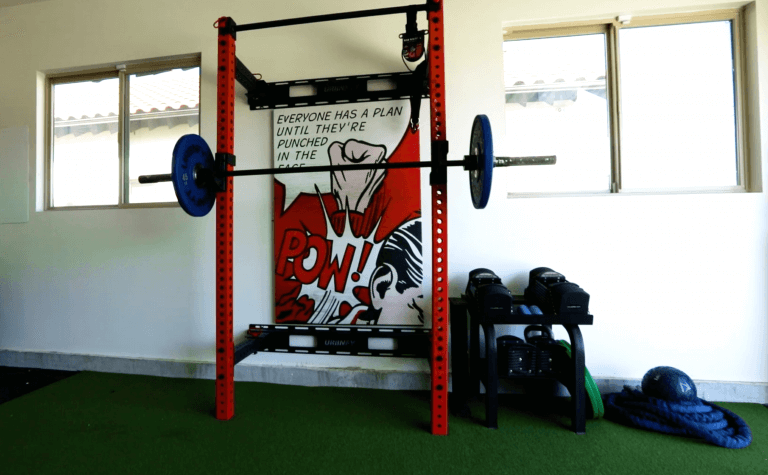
[172,134,216,217]
[469,114,493,209]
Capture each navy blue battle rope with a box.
[604,386,752,449]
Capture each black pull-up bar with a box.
[235,2,436,32]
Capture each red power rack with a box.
[215,17,237,421]
[426,2,449,436]
[214,0,450,435]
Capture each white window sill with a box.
[507,186,747,199]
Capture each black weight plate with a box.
[172,134,216,217]
[469,115,494,209]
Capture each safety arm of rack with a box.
[234,338,262,365]
[235,57,265,97]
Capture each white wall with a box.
[0,0,766,386]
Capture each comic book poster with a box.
[273,100,424,326]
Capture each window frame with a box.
[502,8,750,196]
[45,54,201,211]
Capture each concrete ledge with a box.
[596,377,768,404]
[0,349,430,390]
[2,350,767,403]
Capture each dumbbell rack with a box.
[449,296,593,433]
[213,0,451,435]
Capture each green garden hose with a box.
[556,340,604,419]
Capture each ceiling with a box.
[0,0,51,8]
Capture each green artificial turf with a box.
[1,371,766,475]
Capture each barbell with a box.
[138,114,555,216]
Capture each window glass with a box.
[503,34,611,193]
[128,67,200,204]
[619,21,738,190]
[52,77,119,206]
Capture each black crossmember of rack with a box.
[244,324,430,358]
[235,57,428,110]
[233,3,435,32]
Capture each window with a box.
[503,32,610,194]
[47,56,200,209]
[502,10,748,195]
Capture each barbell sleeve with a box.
[138,173,173,184]
[494,155,556,167]
[461,155,557,168]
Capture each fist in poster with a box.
[328,139,388,213]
